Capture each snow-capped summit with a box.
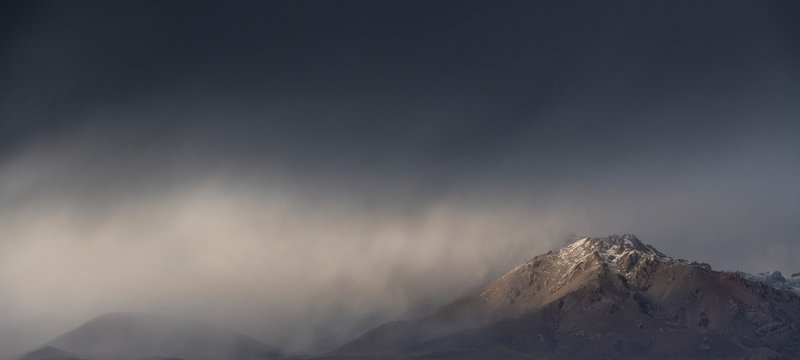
[559,235,668,268]
[571,236,800,298]
[572,234,667,257]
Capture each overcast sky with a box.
[1,0,799,355]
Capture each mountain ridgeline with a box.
[17,235,800,360]
[326,235,800,359]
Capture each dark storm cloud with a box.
[3,2,797,189]
[1,0,800,355]
[3,1,795,168]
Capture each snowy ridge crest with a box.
[738,271,800,296]
[561,234,667,259]
[556,234,670,274]
[592,234,666,257]
[479,235,676,303]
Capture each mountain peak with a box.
[538,234,672,280]
[564,234,667,258]
[331,234,800,359]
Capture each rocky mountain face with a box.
[326,235,800,359]
[19,313,283,360]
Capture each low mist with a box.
[0,144,567,354]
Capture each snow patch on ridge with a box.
[738,271,800,296]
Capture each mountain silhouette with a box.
[23,313,283,360]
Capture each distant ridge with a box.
[18,346,83,360]
[21,312,283,360]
